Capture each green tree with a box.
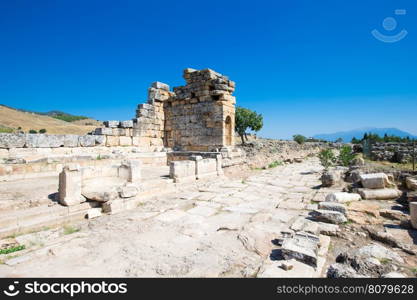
[338,145,355,166]
[351,137,360,144]
[318,149,336,170]
[39,129,47,134]
[293,134,307,145]
[335,137,343,143]
[235,107,263,144]
[29,129,37,134]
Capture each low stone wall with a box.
[370,142,416,163]
[0,133,163,151]
[238,140,324,169]
[0,149,167,182]
[169,156,222,183]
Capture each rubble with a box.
[358,188,402,200]
[280,232,320,267]
[311,210,347,224]
[325,192,361,203]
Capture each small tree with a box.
[338,145,355,166]
[318,149,336,170]
[39,129,47,134]
[29,129,37,134]
[235,106,263,144]
[293,134,307,145]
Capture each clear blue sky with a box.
[1,0,416,139]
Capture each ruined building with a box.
[96,68,236,151]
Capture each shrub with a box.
[268,160,282,168]
[318,149,336,169]
[0,127,13,133]
[0,245,25,255]
[293,134,307,145]
[29,129,37,134]
[39,129,47,134]
[338,145,355,166]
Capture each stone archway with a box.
[225,116,232,146]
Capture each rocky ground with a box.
[1,157,416,277]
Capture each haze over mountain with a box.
[313,127,417,143]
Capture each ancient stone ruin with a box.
[95,68,236,151]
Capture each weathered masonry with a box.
[97,68,236,151]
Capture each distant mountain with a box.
[313,127,417,143]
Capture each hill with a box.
[313,127,417,142]
[0,105,100,135]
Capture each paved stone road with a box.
[0,158,340,277]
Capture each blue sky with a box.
[1,0,416,139]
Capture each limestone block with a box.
[358,188,402,200]
[195,158,218,180]
[86,208,102,219]
[132,137,140,146]
[169,160,196,183]
[120,120,134,128]
[25,134,64,148]
[106,136,119,147]
[410,202,417,229]
[0,133,26,148]
[118,185,139,198]
[95,135,106,145]
[63,135,80,147]
[58,164,85,206]
[112,128,126,136]
[325,192,361,203]
[119,160,141,183]
[94,127,113,135]
[104,121,119,128]
[119,136,132,146]
[406,176,417,191]
[78,135,96,147]
[215,153,223,176]
[151,81,170,91]
[311,210,347,224]
[281,232,319,267]
[318,202,346,215]
[360,173,392,189]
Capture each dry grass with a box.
[0,105,98,135]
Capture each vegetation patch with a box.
[0,245,25,255]
[63,225,80,235]
[268,160,282,168]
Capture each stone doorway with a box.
[225,116,232,146]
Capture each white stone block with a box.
[58,165,85,206]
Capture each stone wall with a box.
[96,68,236,152]
[369,142,416,163]
[164,68,235,151]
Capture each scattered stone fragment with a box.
[410,202,417,230]
[118,185,139,198]
[281,232,319,267]
[327,263,360,278]
[360,173,394,189]
[82,190,118,202]
[318,202,346,215]
[379,209,409,222]
[280,261,294,271]
[325,192,361,203]
[86,208,102,219]
[320,170,342,187]
[290,217,320,235]
[406,176,417,191]
[381,272,407,278]
[356,244,404,264]
[358,188,402,200]
[317,222,340,236]
[311,209,347,224]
